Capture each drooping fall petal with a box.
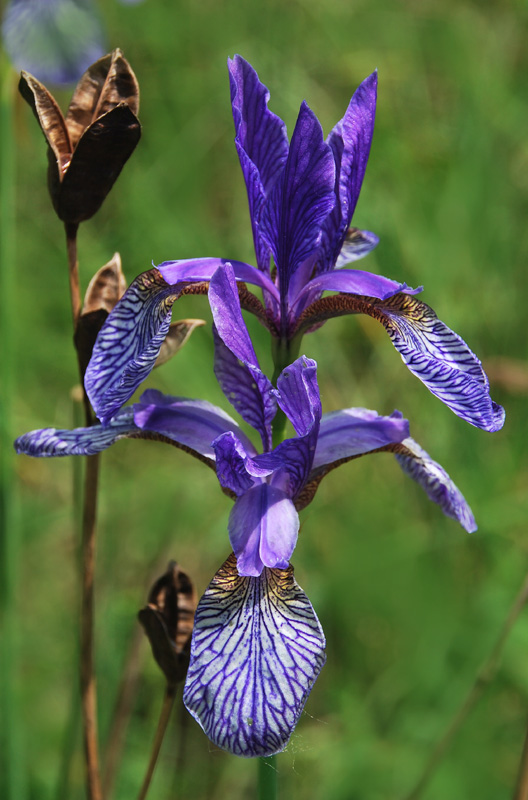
[183,554,326,757]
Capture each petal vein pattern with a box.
[377,294,505,431]
[85,269,179,423]
[183,554,326,757]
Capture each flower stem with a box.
[403,569,528,800]
[136,686,176,800]
[258,756,278,800]
[65,222,81,329]
[0,55,26,800]
[80,453,103,800]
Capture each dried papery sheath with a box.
[138,562,197,688]
[18,48,141,223]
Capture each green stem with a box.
[80,454,103,800]
[258,756,278,800]
[270,334,303,447]
[0,56,25,800]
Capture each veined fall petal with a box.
[183,554,326,757]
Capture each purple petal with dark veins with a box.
[366,294,505,432]
[210,266,276,447]
[261,102,335,310]
[395,438,477,532]
[85,268,180,424]
[183,553,326,757]
[14,407,136,457]
[274,356,321,437]
[228,56,289,272]
[295,268,421,309]
[134,389,256,460]
[318,72,377,273]
[229,483,299,576]
[157,258,279,301]
[213,431,256,495]
[312,407,410,470]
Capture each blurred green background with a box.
[2,0,528,797]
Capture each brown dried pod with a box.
[19,48,141,224]
[73,252,127,378]
[154,319,206,368]
[138,562,197,687]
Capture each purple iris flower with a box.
[15,264,477,757]
[2,0,105,85]
[81,56,503,434]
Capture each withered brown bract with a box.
[73,253,127,378]
[19,49,141,224]
[138,562,198,688]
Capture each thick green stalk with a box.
[0,57,25,800]
[258,755,278,800]
[271,334,303,448]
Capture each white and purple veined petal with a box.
[183,554,326,757]
[14,406,137,457]
[394,437,477,533]
[228,55,289,273]
[85,258,256,425]
[368,293,505,432]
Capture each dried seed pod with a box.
[19,49,141,223]
[138,562,197,688]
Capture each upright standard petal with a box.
[228,55,289,272]
[210,265,276,449]
[14,407,137,457]
[261,102,335,314]
[183,554,326,757]
[318,71,377,273]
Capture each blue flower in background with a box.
[2,0,105,85]
[79,56,504,435]
[15,263,477,757]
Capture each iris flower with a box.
[2,0,105,86]
[16,265,477,757]
[81,55,503,435]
